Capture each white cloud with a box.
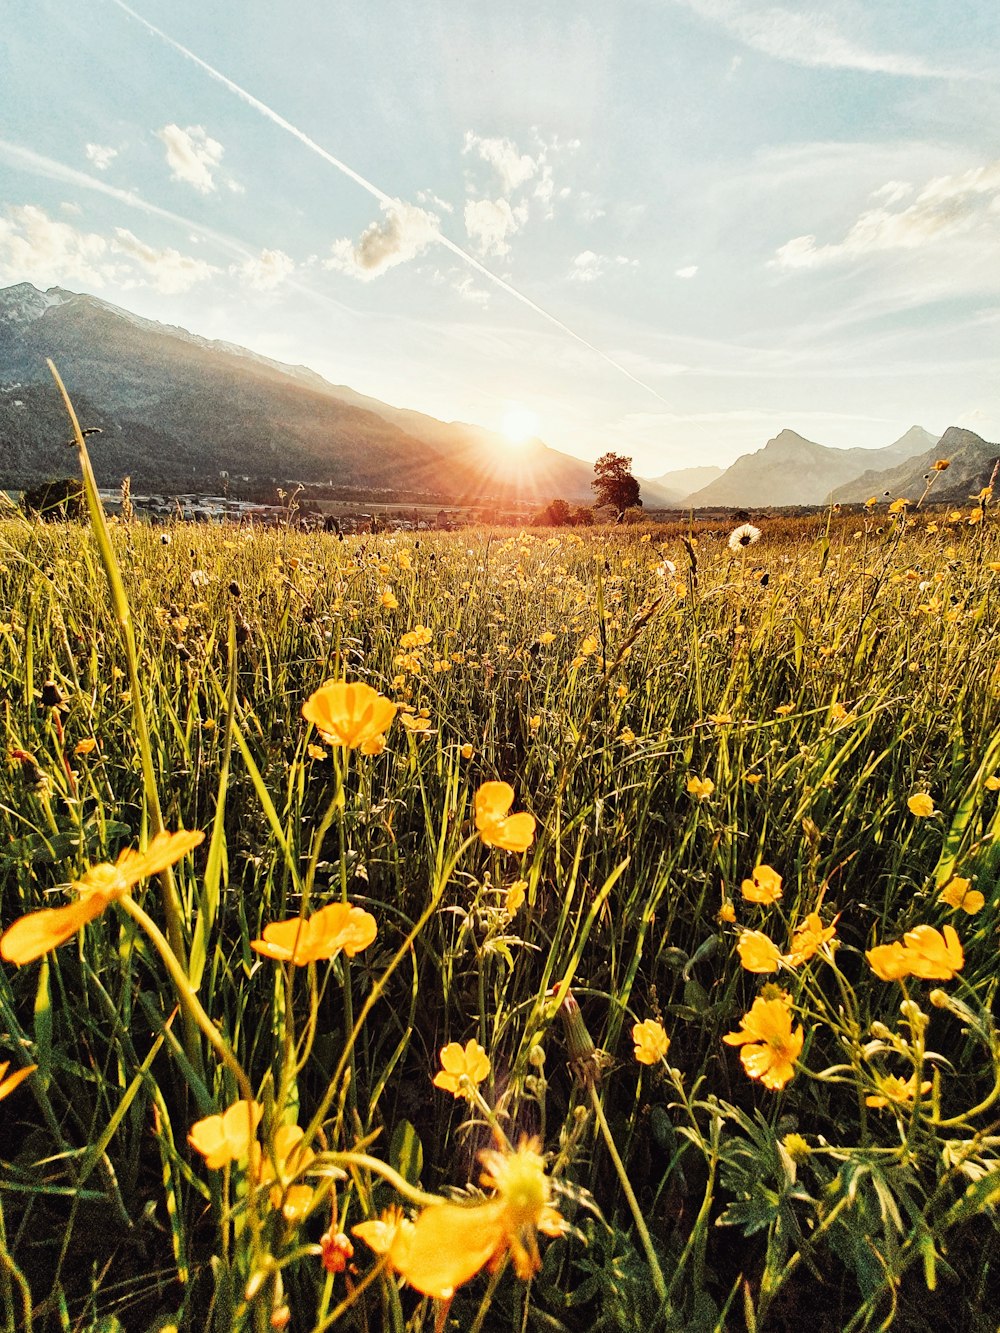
[463,131,540,194]
[155,124,225,194]
[85,143,118,171]
[569,250,638,282]
[230,248,295,291]
[464,197,527,257]
[0,204,116,288]
[676,0,969,78]
[774,159,1000,267]
[60,202,83,216]
[675,264,699,279]
[454,273,490,307]
[111,227,218,293]
[418,189,454,214]
[325,199,439,280]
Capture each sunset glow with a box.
[501,408,541,445]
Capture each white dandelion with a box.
[728,523,761,552]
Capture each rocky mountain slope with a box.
[830,426,1000,505]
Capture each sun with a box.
[500,407,541,446]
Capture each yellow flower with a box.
[251,1122,317,1221]
[380,588,399,610]
[740,864,783,905]
[353,1205,412,1256]
[745,773,763,786]
[433,1039,491,1098]
[737,930,782,973]
[188,1099,262,1169]
[938,877,985,915]
[785,912,837,966]
[251,902,377,965]
[306,744,326,761]
[867,924,964,982]
[505,879,527,916]
[931,459,951,471]
[302,681,396,751]
[0,1060,36,1101]
[985,775,1000,790]
[864,496,878,508]
[717,899,737,924]
[723,994,803,1090]
[774,703,795,716]
[865,1072,932,1109]
[900,923,964,980]
[539,632,556,645]
[580,635,599,656]
[907,793,935,817]
[632,1018,670,1065]
[528,715,541,732]
[74,738,98,756]
[687,775,714,800]
[829,702,853,723]
[400,625,433,649]
[616,683,629,699]
[390,1138,564,1298]
[400,714,430,732]
[707,713,733,725]
[475,781,536,853]
[619,727,636,745]
[0,830,204,966]
[460,743,475,760]
[888,498,910,514]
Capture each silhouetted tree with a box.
[21,478,86,521]
[534,498,573,526]
[592,452,642,512]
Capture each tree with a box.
[21,478,86,521]
[533,498,573,526]
[592,452,642,512]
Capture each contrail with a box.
[0,139,254,261]
[106,0,671,407]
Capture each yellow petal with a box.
[391,1200,506,1299]
[0,893,110,965]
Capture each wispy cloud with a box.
[568,250,639,282]
[155,123,225,193]
[326,199,439,279]
[85,143,118,171]
[675,0,971,79]
[230,247,295,291]
[774,159,1000,267]
[112,227,218,292]
[0,204,116,288]
[675,264,699,279]
[464,198,527,257]
[463,131,540,194]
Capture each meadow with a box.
[2,424,1000,1331]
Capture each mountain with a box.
[685,427,938,508]
[830,426,1000,505]
[640,464,723,506]
[0,282,596,502]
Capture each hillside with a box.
[830,426,1000,504]
[686,426,937,508]
[0,282,597,502]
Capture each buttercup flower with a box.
[251,902,377,965]
[741,864,783,905]
[687,775,714,800]
[867,923,964,982]
[390,1137,564,1298]
[475,782,536,853]
[505,879,527,916]
[938,877,985,915]
[866,1072,932,1109]
[251,1122,317,1221]
[632,1018,670,1065]
[301,681,396,752]
[189,1099,263,1169]
[737,930,782,974]
[352,1205,412,1256]
[907,793,935,818]
[723,994,803,1090]
[785,912,837,966]
[433,1039,490,1098]
[866,940,912,981]
[0,830,204,965]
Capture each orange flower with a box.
[0,830,204,966]
[188,1099,262,1169]
[632,1018,670,1065]
[866,940,912,981]
[900,924,964,980]
[785,912,837,967]
[433,1039,490,1098]
[474,782,536,853]
[390,1138,564,1299]
[0,1060,36,1101]
[740,864,783,905]
[737,930,782,974]
[723,994,803,1090]
[251,902,377,965]
[301,681,396,751]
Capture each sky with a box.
[2,0,999,477]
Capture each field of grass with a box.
[2,440,1000,1331]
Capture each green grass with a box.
[2,490,1000,1332]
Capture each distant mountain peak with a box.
[0,282,73,328]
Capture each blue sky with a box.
[2,0,999,474]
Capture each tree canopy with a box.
[592,452,642,512]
